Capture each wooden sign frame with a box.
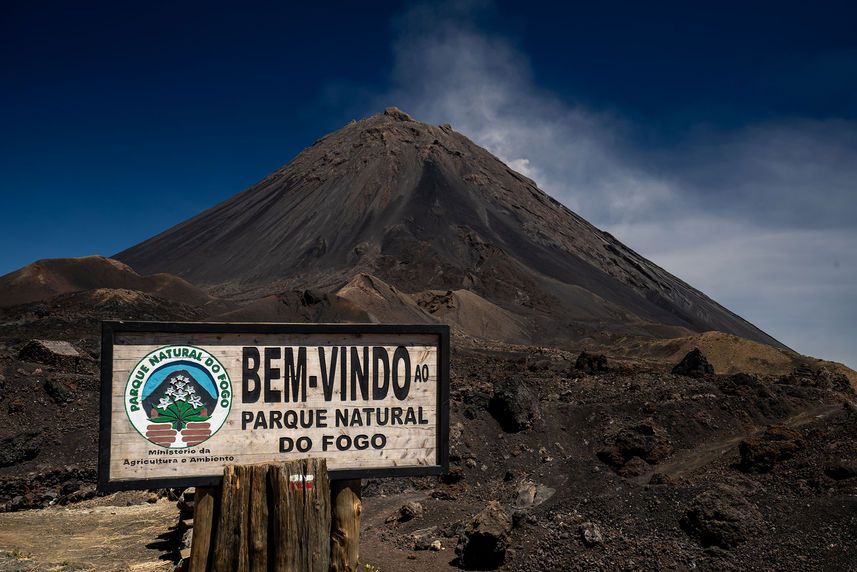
[98,321,449,491]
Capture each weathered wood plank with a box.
[248,464,269,572]
[330,479,362,572]
[211,465,240,571]
[195,460,334,571]
[236,465,252,571]
[270,459,331,571]
[188,486,216,572]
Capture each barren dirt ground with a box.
[0,494,176,571]
[0,490,457,572]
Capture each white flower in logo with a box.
[165,386,176,397]
[156,397,172,411]
[186,385,196,394]
[173,389,189,402]
[188,394,204,409]
[173,380,187,391]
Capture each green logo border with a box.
[123,344,232,449]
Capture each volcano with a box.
[116,108,782,349]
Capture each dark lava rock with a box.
[806,367,852,393]
[575,352,608,373]
[513,481,555,509]
[598,419,673,474]
[455,500,512,569]
[488,376,541,432]
[780,364,852,392]
[617,456,649,478]
[672,348,715,376]
[719,373,767,397]
[681,484,764,548]
[399,501,424,522]
[386,501,425,524]
[44,377,75,404]
[0,429,40,467]
[413,534,432,551]
[579,522,604,547]
[60,479,82,495]
[18,339,94,373]
[739,425,803,473]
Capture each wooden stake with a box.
[270,458,331,571]
[190,459,331,572]
[188,486,216,572]
[330,479,362,572]
[211,464,243,571]
[248,464,269,572]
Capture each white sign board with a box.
[99,322,449,491]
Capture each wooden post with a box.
[270,459,331,571]
[189,486,217,572]
[330,479,362,572]
[211,464,246,571]
[248,464,269,572]
[189,459,331,572]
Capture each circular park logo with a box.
[124,345,232,449]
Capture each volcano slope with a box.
[115,107,782,350]
[1,109,856,570]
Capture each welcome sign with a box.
[98,322,449,491]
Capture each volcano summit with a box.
[116,108,781,349]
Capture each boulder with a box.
[488,376,541,432]
[617,456,649,478]
[719,373,767,397]
[613,420,674,464]
[386,501,425,524]
[455,501,512,569]
[681,484,764,548]
[784,366,854,393]
[739,425,803,473]
[575,352,608,373]
[0,429,41,467]
[44,377,75,404]
[513,481,555,509]
[672,348,714,376]
[598,419,673,474]
[18,340,95,373]
[399,501,424,522]
[579,522,604,547]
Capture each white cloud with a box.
[607,220,857,366]
[378,2,857,368]
[382,4,674,222]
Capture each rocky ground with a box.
[1,293,856,570]
[356,346,857,571]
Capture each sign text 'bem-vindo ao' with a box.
[98,322,449,490]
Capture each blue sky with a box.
[1,1,855,368]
